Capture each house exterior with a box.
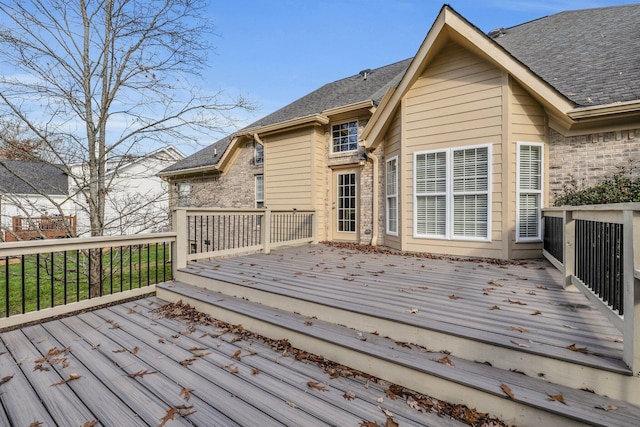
[0,160,72,241]
[69,146,185,236]
[160,4,640,260]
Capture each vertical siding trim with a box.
[400,98,408,251]
[502,72,511,259]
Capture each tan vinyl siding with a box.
[509,79,547,259]
[264,128,314,210]
[311,127,328,241]
[401,41,505,258]
[383,109,402,249]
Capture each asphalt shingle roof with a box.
[493,4,640,107]
[162,4,640,175]
[0,160,68,195]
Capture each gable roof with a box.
[162,3,640,176]
[492,4,640,107]
[0,160,68,195]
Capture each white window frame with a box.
[331,120,359,154]
[386,156,398,236]
[413,144,492,241]
[176,182,191,207]
[255,174,264,208]
[516,142,544,242]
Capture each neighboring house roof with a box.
[159,135,233,175]
[161,3,640,177]
[492,4,640,107]
[0,160,68,195]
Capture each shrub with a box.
[553,164,640,206]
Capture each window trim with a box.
[176,182,191,207]
[330,120,359,154]
[255,174,264,208]
[413,144,492,242]
[516,142,544,243]
[386,156,398,236]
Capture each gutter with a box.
[568,100,640,120]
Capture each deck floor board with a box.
[182,244,624,370]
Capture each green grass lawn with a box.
[0,243,172,317]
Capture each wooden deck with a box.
[0,297,470,427]
[180,243,626,373]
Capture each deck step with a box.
[157,280,640,427]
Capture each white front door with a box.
[332,169,358,241]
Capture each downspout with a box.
[366,150,378,246]
[253,133,265,146]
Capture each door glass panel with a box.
[337,172,356,232]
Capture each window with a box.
[254,142,263,165]
[176,182,191,207]
[414,145,491,240]
[517,143,543,241]
[331,121,358,153]
[386,157,398,235]
[255,174,264,208]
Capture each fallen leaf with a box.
[531,310,542,315]
[0,375,13,385]
[251,368,259,375]
[501,384,515,400]
[547,394,566,404]
[437,356,455,367]
[112,349,126,353]
[394,341,411,349]
[33,364,50,372]
[449,294,462,300]
[180,387,194,401]
[189,346,206,351]
[509,326,530,333]
[567,344,588,354]
[506,299,527,305]
[595,404,618,411]
[409,308,419,314]
[407,397,420,410]
[224,364,239,374]
[307,381,327,392]
[180,358,196,367]
[29,422,43,427]
[127,370,157,379]
[563,324,579,330]
[51,373,81,387]
[385,389,397,400]
[379,407,394,417]
[418,286,429,290]
[83,421,98,427]
[343,390,356,401]
[232,350,242,361]
[490,305,500,310]
[511,340,531,348]
[132,346,139,355]
[286,401,298,409]
[158,407,178,427]
[536,285,548,290]
[304,321,313,326]
[385,417,399,427]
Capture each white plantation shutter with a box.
[517,143,543,241]
[415,152,447,237]
[452,147,489,238]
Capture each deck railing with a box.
[542,203,640,374]
[171,208,317,270]
[0,233,175,328]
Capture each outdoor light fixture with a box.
[359,152,368,168]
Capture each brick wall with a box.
[171,141,263,209]
[549,128,640,202]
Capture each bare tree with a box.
[0,0,251,295]
[0,0,249,235]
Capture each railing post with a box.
[312,210,319,244]
[172,208,188,276]
[623,209,640,375]
[563,209,576,290]
[262,209,271,254]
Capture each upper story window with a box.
[331,121,358,153]
[254,142,263,165]
[176,182,191,207]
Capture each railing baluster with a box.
[50,252,55,306]
[64,251,68,305]
[4,256,9,317]
[21,255,25,314]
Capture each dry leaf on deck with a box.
[547,394,567,404]
[29,422,43,427]
[132,346,139,355]
[180,387,194,401]
[531,310,542,316]
[51,373,81,387]
[449,294,462,300]
[567,344,588,354]
[0,375,14,385]
[158,407,178,427]
[343,390,356,401]
[224,364,239,374]
[82,421,98,427]
[286,401,298,409]
[127,370,157,379]
[511,340,531,348]
[509,326,530,333]
[595,404,618,411]
[490,305,500,310]
[307,381,327,392]
[409,308,419,314]
[252,368,259,375]
[385,417,399,427]
[506,299,527,305]
[232,350,242,361]
[501,384,515,399]
[437,356,455,367]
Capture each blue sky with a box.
[200,0,638,139]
